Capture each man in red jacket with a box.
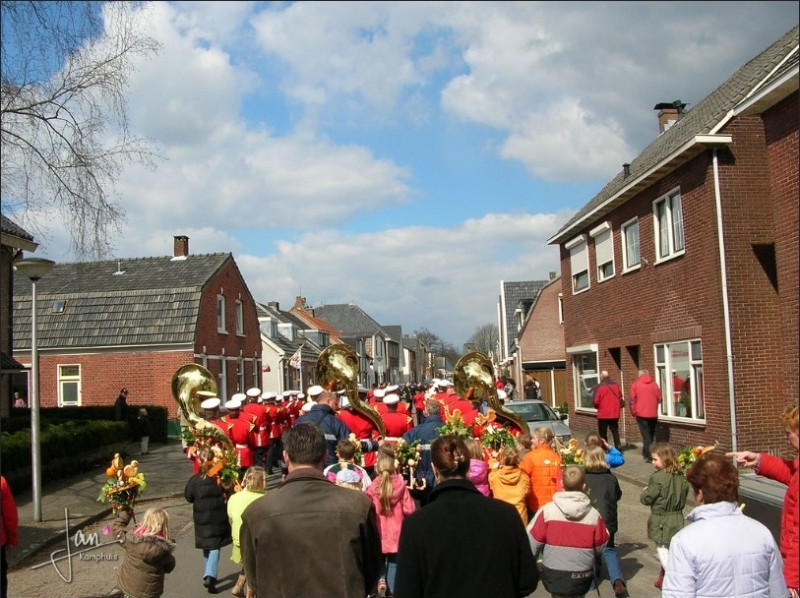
[592,370,624,449]
[629,369,662,462]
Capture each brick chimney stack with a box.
[174,235,189,258]
[654,100,687,134]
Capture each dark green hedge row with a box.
[4,405,168,442]
[0,420,130,492]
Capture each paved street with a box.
[8,468,669,598]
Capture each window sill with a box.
[622,264,641,275]
[654,249,685,266]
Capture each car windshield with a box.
[507,402,558,423]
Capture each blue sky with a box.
[21,1,799,348]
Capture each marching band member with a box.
[221,399,255,473]
[380,394,414,441]
[242,387,269,469]
[337,393,382,477]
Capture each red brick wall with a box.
[20,350,193,418]
[196,259,262,399]
[764,93,799,421]
[559,100,797,452]
[518,278,565,361]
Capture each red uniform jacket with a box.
[242,402,269,448]
[222,415,255,468]
[338,408,380,469]
[381,411,414,439]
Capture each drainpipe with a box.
[712,148,738,451]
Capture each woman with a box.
[394,435,538,598]
[185,448,232,594]
[227,466,267,598]
[728,401,798,598]
[663,453,786,598]
[519,426,562,517]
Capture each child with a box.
[585,432,625,468]
[488,446,530,525]
[527,465,609,597]
[464,437,491,497]
[640,441,689,589]
[113,507,175,598]
[517,433,532,460]
[366,447,416,598]
[137,408,153,455]
[227,466,267,598]
[584,445,627,597]
[324,439,371,491]
[335,468,365,490]
[519,426,563,517]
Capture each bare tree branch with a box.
[1,1,160,257]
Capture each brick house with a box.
[514,274,567,409]
[12,236,262,421]
[497,279,548,383]
[1,214,38,416]
[548,26,798,453]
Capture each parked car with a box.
[504,399,574,445]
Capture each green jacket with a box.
[640,469,689,544]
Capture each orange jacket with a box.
[519,444,562,514]
[489,465,531,525]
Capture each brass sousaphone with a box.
[453,351,528,435]
[315,343,385,437]
[171,363,234,453]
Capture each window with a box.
[591,222,614,282]
[653,190,685,261]
[237,358,245,392]
[571,351,599,409]
[52,300,66,314]
[235,300,244,335]
[621,217,640,270]
[566,235,589,293]
[58,364,81,406]
[654,339,705,420]
[217,295,226,333]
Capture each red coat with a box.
[1,476,18,548]
[757,454,799,589]
[338,408,380,469]
[381,411,414,439]
[222,415,255,468]
[593,379,622,419]
[264,404,283,439]
[242,403,269,448]
[629,374,662,418]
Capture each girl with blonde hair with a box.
[113,506,175,598]
[366,447,416,597]
[227,466,266,597]
[464,437,491,497]
[488,447,530,525]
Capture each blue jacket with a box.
[402,413,443,488]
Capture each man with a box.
[380,393,414,440]
[402,398,444,506]
[240,422,381,598]
[242,388,268,468]
[629,369,662,462]
[114,388,129,422]
[220,398,255,472]
[337,393,382,477]
[296,390,380,468]
[593,370,624,449]
[263,392,283,474]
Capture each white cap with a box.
[261,391,276,402]
[437,380,450,389]
[298,392,305,399]
[200,397,221,410]
[385,384,399,393]
[340,395,351,409]
[383,393,399,405]
[225,399,242,410]
[497,389,508,400]
[373,388,385,398]
[301,401,314,412]
[307,385,324,398]
[231,392,247,403]
[282,390,292,398]
[246,387,261,398]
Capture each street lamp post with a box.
[15,257,55,523]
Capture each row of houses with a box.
[0,231,436,420]
[497,25,798,453]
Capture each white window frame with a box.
[58,364,81,406]
[621,217,641,271]
[653,189,685,262]
[590,222,614,282]
[235,299,244,335]
[217,295,227,333]
[237,357,245,392]
[654,339,705,421]
[565,235,589,294]
[568,349,599,411]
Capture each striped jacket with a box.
[527,490,609,597]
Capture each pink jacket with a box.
[468,458,491,497]
[630,374,662,418]
[366,473,416,554]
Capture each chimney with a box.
[174,235,189,258]
[267,301,280,310]
[654,100,687,134]
[623,163,631,178]
[549,271,557,281]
